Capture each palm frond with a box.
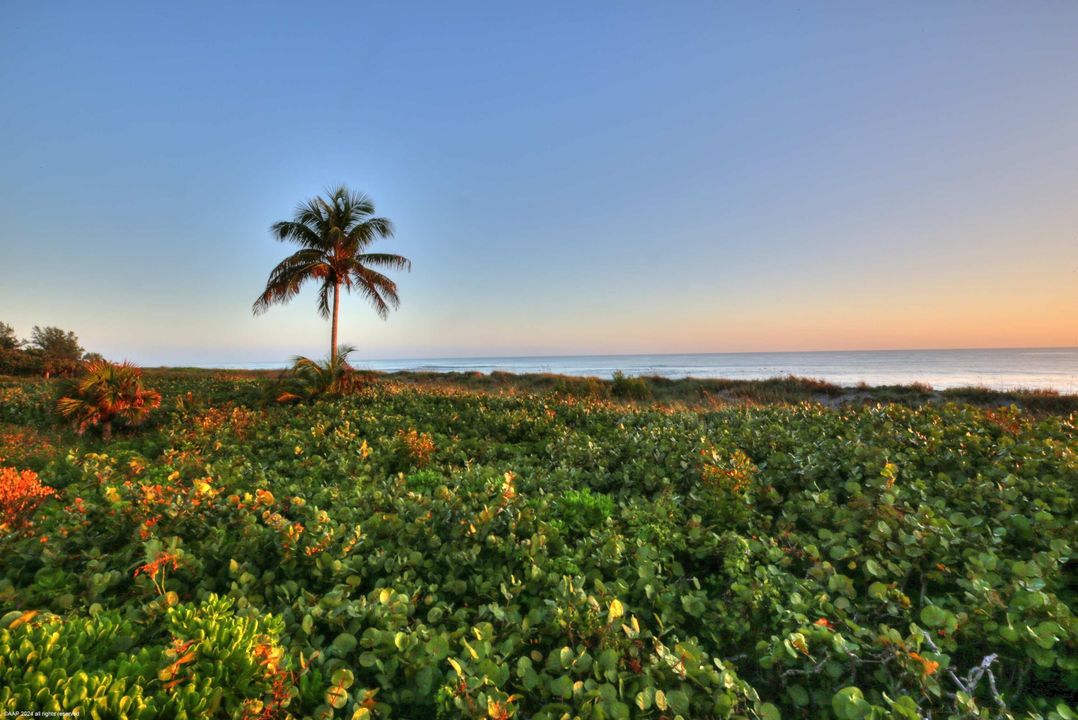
[316,283,332,320]
[357,252,411,271]
[253,251,330,315]
[347,217,395,251]
[295,198,330,237]
[253,275,305,315]
[327,185,375,220]
[270,220,323,249]
[352,265,400,313]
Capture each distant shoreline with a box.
[145,346,1078,395]
[135,366,1078,414]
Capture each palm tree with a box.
[56,359,162,440]
[273,344,364,403]
[253,186,411,363]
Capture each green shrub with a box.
[406,468,445,492]
[610,370,652,400]
[0,348,42,376]
[554,488,615,532]
[272,344,367,403]
[0,595,298,718]
[550,375,608,399]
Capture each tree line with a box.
[0,323,102,377]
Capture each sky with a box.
[1,1,1076,364]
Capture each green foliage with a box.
[273,345,366,403]
[0,380,52,424]
[0,348,43,376]
[0,595,296,717]
[943,385,1077,414]
[371,369,1078,413]
[406,468,445,493]
[29,325,83,358]
[610,371,652,400]
[0,322,19,351]
[0,375,1075,718]
[551,376,608,400]
[552,488,615,533]
[27,326,83,377]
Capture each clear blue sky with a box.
[2,1,1076,364]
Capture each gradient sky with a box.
[2,2,1076,364]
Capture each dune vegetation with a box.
[0,367,1075,719]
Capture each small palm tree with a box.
[56,360,162,440]
[274,345,364,403]
[254,186,411,363]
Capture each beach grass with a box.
[129,366,1078,413]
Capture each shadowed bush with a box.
[611,370,653,400]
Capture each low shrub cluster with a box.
[0,375,1074,719]
[610,371,652,401]
[380,370,1078,413]
[0,595,296,717]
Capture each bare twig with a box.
[919,630,1007,711]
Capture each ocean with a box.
[217,347,1078,394]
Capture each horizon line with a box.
[150,344,1078,368]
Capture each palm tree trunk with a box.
[330,281,340,363]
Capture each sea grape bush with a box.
[0,380,52,425]
[0,376,1074,719]
[0,595,295,718]
[393,428,437,470]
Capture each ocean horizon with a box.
[186,346,1078,394]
